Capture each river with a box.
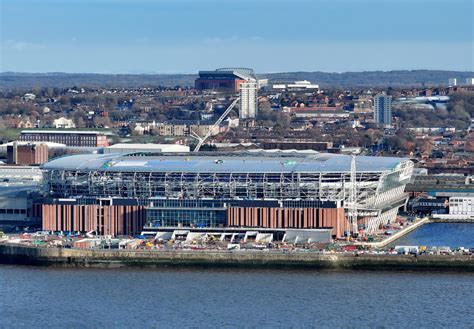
[1,223,474,328]
[1,266,473,328]
[392,223,474,248]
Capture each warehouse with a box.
[40,152,413,237]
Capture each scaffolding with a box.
[43,154,414,234]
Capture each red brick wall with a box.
[16,144,48,165]
[227,207,348,238]
[41,204,145,236]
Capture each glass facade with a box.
[145,199,336,229]
[378,170,409,194]
[146,199,227,228]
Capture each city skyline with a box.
[1,0,473,73]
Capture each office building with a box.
[373,94,392,126]
[20,130,109,147]
[448,78,457,86]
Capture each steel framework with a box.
[43,154,414,233]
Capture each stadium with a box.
[42,152,413,237]
[40,152,414,238]
[195,68,257,92]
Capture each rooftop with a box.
[21,130,110,135]
[198,68,256,81]
[105,143,189,151]
[42,152,410,174]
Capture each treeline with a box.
[263,70,474,88]
[394,92,474,130]
[0,73,197,90]
[2,70,473,90]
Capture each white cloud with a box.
[204,36,263,44]
[4,40,46,51]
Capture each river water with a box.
[1,266,473,328]
[392,223,474,248]
[1,223,474,328]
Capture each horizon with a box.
[2,69,474,76]
[1,0,473,73]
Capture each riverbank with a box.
[0,243,473,271]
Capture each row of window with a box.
[0,208,27,214]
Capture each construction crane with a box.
[348,154,359,236]
[192,97,240,152]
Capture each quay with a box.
[0,242,472,271]
[357,217,430,248]
[430,217,474,223]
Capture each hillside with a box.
[1,70,473,90]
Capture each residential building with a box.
[240,82,258,119]
[156,124,188,136]
[448,78,457,86]
[52,117,76,129]
[374,94,392,126]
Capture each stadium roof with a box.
[42,152,410,174]
[198,68,256,81]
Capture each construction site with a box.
[39,151,414,241]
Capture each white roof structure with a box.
[103,143,190,154]
[43,151,410,174]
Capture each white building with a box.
[240,82,258,119]
[103,143,189,154]
[449,197,474,218]
[22,93,36,101]
[272,80,319,91]
[448,78,457,86]
[433,196,474,220]
[465,78,474,86]
[287,80,319,90]
[53,117,76,129]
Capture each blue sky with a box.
[1,0,473,73]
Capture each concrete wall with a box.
[0,243,472,271]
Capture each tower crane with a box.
[192,97,240,152]
[348,154,359,236]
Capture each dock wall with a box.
[0,243,472,271]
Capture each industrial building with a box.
[20,130,109,147]
[40,152,413,237]
[7,142,48,165]
[0,185,42,225]
[195,68,257,93]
